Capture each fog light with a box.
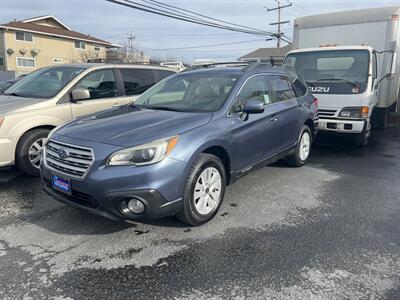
[127,198,145,214]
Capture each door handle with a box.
[270,115,279,122]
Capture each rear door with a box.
[119,68,158,102]
[230,75,283,171]
[267,75,304,151]
[70,68,128,118]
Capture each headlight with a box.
[340,106,369,119]
[107,136,179,166]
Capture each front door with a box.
[230,75,282,172]
[70,69,131,118]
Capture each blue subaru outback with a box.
[41,62,318,225]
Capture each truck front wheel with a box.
[354,123,371,147]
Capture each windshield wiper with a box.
[5,92,28,98]
[147,106,187,112]
[317,78,358,87]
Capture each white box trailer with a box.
[285,6,400,145]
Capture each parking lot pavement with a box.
[0,129,399,300]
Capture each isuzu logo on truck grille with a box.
[309,86,330,93]
[57,148,70,159]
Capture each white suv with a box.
[0,63,176,175]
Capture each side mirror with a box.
[71,88,90,102]
[243,98,265,114]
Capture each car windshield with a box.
[135,72,240,112]
[284,50,370,94]
[4,66,86,99]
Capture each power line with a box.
[106,0,277,38]
[144,0,270,35]
[143,39,265,51]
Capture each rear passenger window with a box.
[157,70,175,81]
[120,68,156,95]
[269,76,296,102]
[292,79,308,97]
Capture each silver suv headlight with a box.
[107,136,179,166]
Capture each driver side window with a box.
[75,69,118,100]
[235,76,270,112]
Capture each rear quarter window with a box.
[292,79,308,97]
[157,70,176,81]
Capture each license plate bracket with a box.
[52,174,71,195]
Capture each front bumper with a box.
[317,118,366,133]
[41,151,186,222]
[0,138,17,167]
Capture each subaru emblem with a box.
[58,148,69,159]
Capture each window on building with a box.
[0,57,4,66]
[16,57,35,68]
[74,40,86,49]
[15,31,33,42]
[94,45,101,51]
[53,58,63,64]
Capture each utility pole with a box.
[267,0,292,48]
[127,32,136,62]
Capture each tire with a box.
[354,123,371,148]
[286,125,312,167]
[177,154,226,226]
[16,128,50,176]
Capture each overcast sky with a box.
[1,0,399,62]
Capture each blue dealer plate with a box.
[52,174,71,195]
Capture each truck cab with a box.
[285,46,379,146]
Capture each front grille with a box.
[44,140,94,178]
[318,109,337,118]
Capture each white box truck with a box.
[284,6,400,146]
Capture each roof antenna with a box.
[270,57,276,67]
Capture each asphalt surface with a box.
[1,128,400,299]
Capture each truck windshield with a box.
[284,50,370,94]
[135,72,240,112]
[4,66,86,99]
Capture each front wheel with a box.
[177,154,226,226]
[16,129,50,176]
[286,125,312,167]
[354,123,371,148]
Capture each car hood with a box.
[0,95,44,114]
[57,105,213,147]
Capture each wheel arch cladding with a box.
[202,146,231,185]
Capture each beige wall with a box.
[0,29,108,74]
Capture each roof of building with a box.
[239,45,292,60]
[0,15,118,47]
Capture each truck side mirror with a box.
[390,52,397,75]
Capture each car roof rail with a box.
[183,61,251,72]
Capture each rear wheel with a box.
[286,125,312,167]
[177,154,226,226]
[16,129,50,176]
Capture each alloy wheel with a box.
[29,138,47,169]
[193,167,222,215]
